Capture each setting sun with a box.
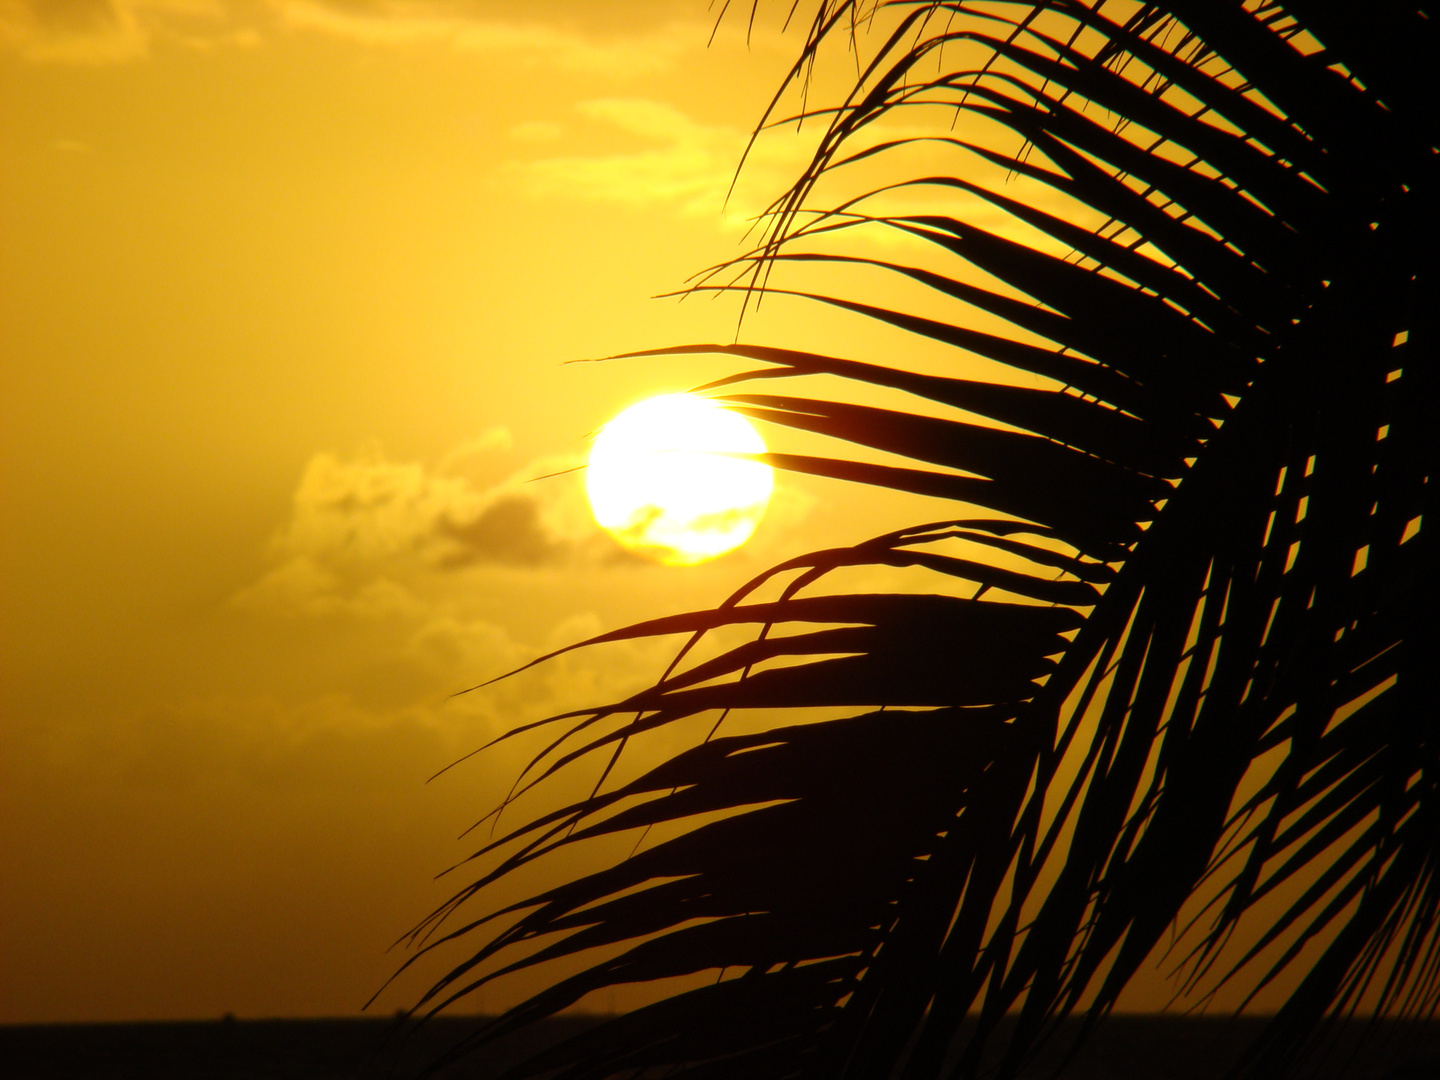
[585,394,773,566]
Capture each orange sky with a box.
[1,0,1326,1027]
[1,0,778,1023]
[1,0,991,1024]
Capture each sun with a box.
[586,394,774,566]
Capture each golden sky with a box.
[2,0,1001,1024]
[2,0,1310,1027]
[0,0,792,1023]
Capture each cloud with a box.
[436,493,569,569]
[509,97,816,224]
[277,438,583,570]
[504,90,1106,252]
[269,445,487,567]
[512,98,748,220]
[270,0,695,76]
[0,0,703,70]
[232,435,609,619]
[403,609,668,722]
[435,425,513,472]
[20,606,673,801]
[230,556,428,620]
[0,0,230,62]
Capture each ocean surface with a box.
[2,1014,1437,1079]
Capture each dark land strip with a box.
[2,1015,1438,1079]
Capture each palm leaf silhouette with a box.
[395,3,1437,1076]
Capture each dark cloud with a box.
[438,493,571,568]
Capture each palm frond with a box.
[398,3,1438,1077]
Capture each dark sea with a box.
[2,1014,1437,1079]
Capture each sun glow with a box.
[586,394,774,566]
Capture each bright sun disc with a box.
[586,394,774,566]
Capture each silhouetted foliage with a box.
[393,2,1438,1076]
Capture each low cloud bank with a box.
[232,435,622,620]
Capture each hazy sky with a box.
[1,0,791,1023]
[1,0,1018,1024]
[4,0,1284,1027]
